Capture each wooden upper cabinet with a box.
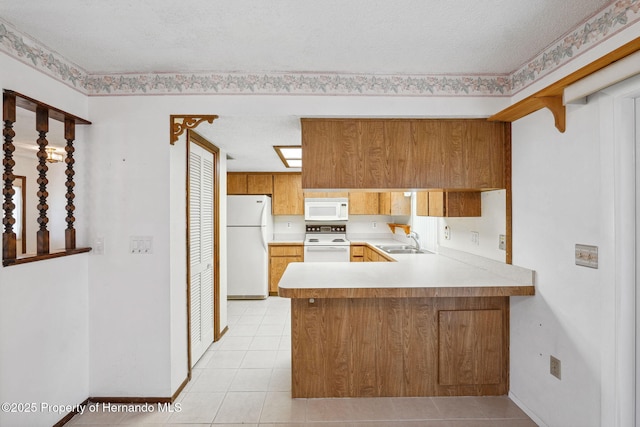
[416,191,481,217]
[227,173,248,194]
[247,174,273,194]
[273,174,304,215]
[348,192,379,215]
[304,191,349,198]
[301,119,508,190]
[227,173,273,195]
[379,192,411,216]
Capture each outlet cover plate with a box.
[550,355,561,380]
[471,231,479,245]
[575,244,598,268]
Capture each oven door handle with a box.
[305,246,349,252]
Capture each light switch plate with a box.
[575,244,598,268]
[130,236,153,254]
[95,236,105,255]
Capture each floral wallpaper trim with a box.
[510,0,640,93]
[84,73,511,96]
[0,1,638,97]
[0,19,87,91]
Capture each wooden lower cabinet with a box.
[350,245,365,262]
[290,296,509,398]
[269,244,304,295]
[364,245,393,262]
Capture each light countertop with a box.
[278,238,535,299]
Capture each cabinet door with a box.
[227,173,247,194]
[364,246,379,262]
[349,192,379,215]
[379,192,411,215]
[302,118,507,190]
[247,174,273,194]
[428,192,446,216]
[270,255,302,294]
[350,245,365,262]
[416,191,481,217]
[416,192,429,216]
[446,192,481,217]
[270,245,303,257]
[273,174,304,215]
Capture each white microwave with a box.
[304,198,349,221]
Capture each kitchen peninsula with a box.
[278,248,534,398]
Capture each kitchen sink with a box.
[375,245,432,255]
[376,245,415,251]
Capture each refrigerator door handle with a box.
[260,202,268,252]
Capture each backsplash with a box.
[273,214,396,241]
[437,190,506,262]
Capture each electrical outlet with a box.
[287,221,292,228]
[372,221,377,229]
[444,225,451,240]
[498,234,506,250]
[550,355,561,380]
[471,231,479,245]
[575,244,598,268]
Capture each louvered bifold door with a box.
[189,142,215,367]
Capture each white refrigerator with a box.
[227,195,273,299]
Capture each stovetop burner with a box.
[304,224,349,246]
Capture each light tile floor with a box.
[69,297,538,426]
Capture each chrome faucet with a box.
[406,231,421,251]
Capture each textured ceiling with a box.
[0,0,611,75]
[0,0,615,171]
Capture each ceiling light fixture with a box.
[274,145,302,168]
[45,147,64,163]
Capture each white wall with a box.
[86,98,175,397]
[0,54,90,427]
[438,190,507,262]
[509,94,608,426]
[169,132,188,393]
[273,215,306,240]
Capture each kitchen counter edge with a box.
[278,239,535,299]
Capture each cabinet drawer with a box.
[351,245,365,257]
[270,245,304,257]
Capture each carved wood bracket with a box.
[170,115,218,145]
[538,96,566,133]
[488,37,640,133]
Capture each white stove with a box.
[304,224,350,262]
